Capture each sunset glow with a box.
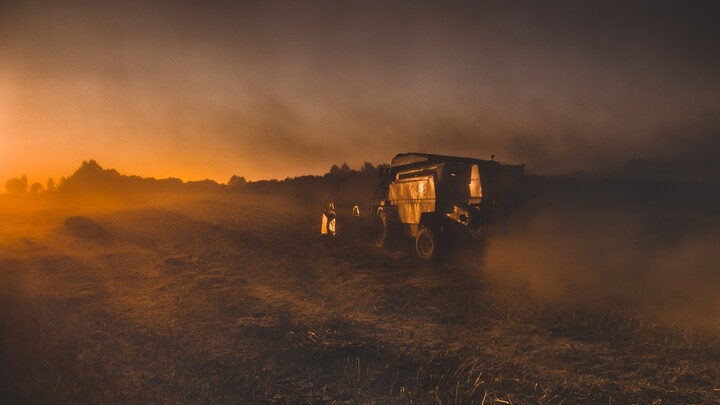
[2,1,719,184]
[2,2,720,403]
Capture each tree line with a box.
[4,175,56,194]
[5,160,388,194]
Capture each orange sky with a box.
[2,1,719,186]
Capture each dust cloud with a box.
[4,163,720,402]
[483,178,720,326]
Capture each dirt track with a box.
[1,192,720,403]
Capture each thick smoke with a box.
[484,180,720,325]
[2,1,720,181]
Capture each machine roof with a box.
[391,152,523,169]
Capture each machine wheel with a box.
[373,210,398,248]
[415,227,439,260]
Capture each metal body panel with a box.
[388,175,436,224]
[368,152,525,243]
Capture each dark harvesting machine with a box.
[370,153,525,259]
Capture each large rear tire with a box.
[415,227,439,260]
[373,210,398,248]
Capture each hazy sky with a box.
[1,1,719,182]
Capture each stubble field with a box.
[1,186,720,404]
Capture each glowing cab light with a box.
[469,165,482,199]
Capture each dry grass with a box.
[1,191,720,403]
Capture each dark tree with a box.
[228,175,247,187]
[329,164,340,175]
[360,161,376,174]
[46,178,56,192]
[29,182,45,194]
[5,175,28,193]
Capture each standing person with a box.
[321,202,337,236]
[326,202,336,235]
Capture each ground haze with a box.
[1,173,720,403]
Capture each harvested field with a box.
[1,189,720,403]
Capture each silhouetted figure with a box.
[321,202,337,236]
